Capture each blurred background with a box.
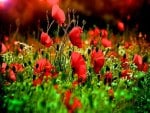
[0,0,150,36]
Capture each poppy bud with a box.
[117,21,125,32]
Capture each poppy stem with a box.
[47,20,55,33]
[68,8,71,24]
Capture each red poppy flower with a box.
[69,27,83,48]
[121,55,129,69]
[70,98,82,113]
[133,54,143,70]
[9,69,16,82]
[64,90,72,109]
[48,0,59,6]
[90,39,99,46]
[33,77,43,86]
[124,42,131,49]
[0,62,7,73]
[91,50,105,74]
[121,69,131,79]
[100,29,108,38]
[64,90,82,113]
[108,88,114,99]
[142,63,149,72]
[40,32,53,47]
[4,36,9,42]
[10,63,24,72]
[107,51,118,57]
[0,42,7,54]
[94,27,100,36]
[104,72,113,84]
[71,52,87,82]
[88,29,94,37]
[117,21,125,32]
[101,38,112,48]
[52,4,65,26]
[34,58,53,76]
[88,27,100,39]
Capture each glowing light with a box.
[0,0,7,2]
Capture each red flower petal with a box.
[142,63,149,72]
[40,32,53,47]
[133,54,143,69]
[9,70,16,82]
[117,21,125,32]
[101,38,112,48]
[69,27,83,48]
[48,0,59,6]
[0,43,7,54]
[34,58,53,76]
[100,29,108,38]
[52,4,65,25]
[71,52,87,82]
[10,63,24,72]
[121,69,131,79]
[33,77,43,86]
[64,90,72,109]
[0,62,7,73]
[71,98,82,112]
[91,50,105,74]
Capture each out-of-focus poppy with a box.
[142,63,149,72]
[121,69,131,79]
[71,52,87,83]
[9,69,16,82]
[10,63,24,72]
[104,72,113,85]
[90,38,99,47]
[88,27,100,38]
[124,42,131,49]
[34,58,53,76]
[100,29,108,38]
[40,32,53,47]
[0,42,7,54]
[4,36,9,42]
[0,62,7,73]
[104,66,112,85]
[64,90,72,109]
[52,4,65,26]
[117,21,125,32]
[121,54,129,69]
[133,54,143,70]
[48,0,59,6]
[33,77,43,86]
[108,88,114,100]
[70,98,82,113]
[101,38,112,48]
[64,90,82,113]
[69,27,83,48]
[91,50,105,74]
